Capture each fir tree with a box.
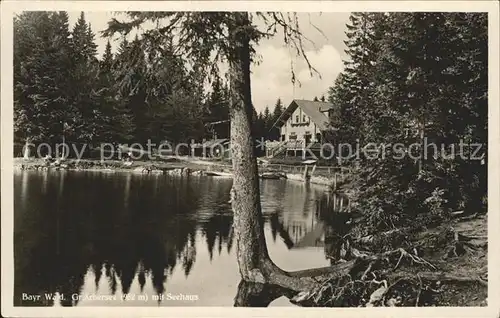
[101,40,113,71]
[262,106,271,137]
[269,98,284,140]
[328,12,487,231]
[69,12,103,143]
[14,12,74,145]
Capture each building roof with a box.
[272,99,334,131]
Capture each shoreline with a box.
[13,157,337,189]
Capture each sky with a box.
[68,12,350,112]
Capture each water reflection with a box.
[14,171,350,307]
[234,192,355,307]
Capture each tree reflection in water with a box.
[233,192,355,307]
[14,172,353,307]
[14,172,236,306]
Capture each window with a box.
[289,134,297,140]
[303,115,307,122]
[296,115,299,123]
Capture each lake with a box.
[14,170,350,307]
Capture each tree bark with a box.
[226,13,385,294]
[227,13,331,293]
[228,12,270,283]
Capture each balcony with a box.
[265,140,323,158]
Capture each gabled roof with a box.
[272,99,334,131]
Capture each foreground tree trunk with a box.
[228,12,271,283]
[228,12,319,292]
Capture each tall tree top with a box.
[263,106,270,118]
[73,11,87,35]
[100,40,114,71]
[103,12,322,85]
[274,98,283,108]
[272,98,283,117]
[71,11,98,60]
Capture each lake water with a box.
[14,170,350,307]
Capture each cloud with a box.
[250,44,344,112]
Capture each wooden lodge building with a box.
[266,99,336,158]
[189,99,336,160]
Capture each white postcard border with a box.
[1,1,499,317]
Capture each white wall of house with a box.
[279,107,321,142]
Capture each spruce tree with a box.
[262,106,271,138]
[14,12,74,146]
[100,40,113,71]
[69,12,102,144]
[328,12,487,231]
[270,98,284,140]
[205,74,230,139]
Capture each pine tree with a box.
[86,23,98,59]
[108,38,137,143]
[68,12,103,144]
[110,34,206,145]
[269,98,284,140]
[100,40,113,71]
[114,36,149,143]
[14,12,74,146]
[328,12,381,149]
[262,106,271,138]
[71,12,97,62]
[328,12,487,231]
[205,74,230,139]
[96,39,136,143]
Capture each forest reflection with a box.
[14,171,350,306]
